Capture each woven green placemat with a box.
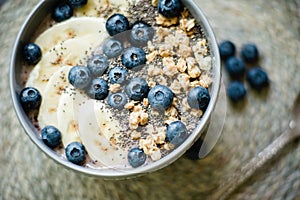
[1,0,300,199]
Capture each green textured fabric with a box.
[1,0,300,199]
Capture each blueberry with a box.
[67,0,87,8]
[225,56,245,79]
[127,147,147,168]
[41,125,62,148]
[218,40,236,61]
[148,85,174,111]
[108,66,128,85]
[107,92,128,110]
[23,43,42,65]
[102,38,123,59]
[125,78,149,101]
[187,86,210,110]
[130,21,154,47]
[52,3,73,22]
[241,43,259,63]
[65,142,86,165]
[86,78,109,100]
[166,121,188,147]
[19,87,42,112]
[121,47,146,70]
[87,54,109,77]
[106,13,130,36]
[227,81,246,102]
[158,0,183,18]
[246,67,269,90]
[68,66,91,89]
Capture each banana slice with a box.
[57,86,89,146]
[35,17,107,53]
[77,99,127,166]
[26,37,102,97]
[75,0,129,18]
[37,66,72,129]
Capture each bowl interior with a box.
[10,0,221,178]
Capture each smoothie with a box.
[20,0,213,170]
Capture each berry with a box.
[227,81,246,102]
[187,86,210,111]
[19,87,42,112]
[52,3,73,22]
[130,21,154,47]
[105,13,130,36]
[148,85,174,111]
[23,43,42,65]
[225,56,245,79]
[218,40,236,61]
[246,67,269,90]
[125,78,149,101]
[241,43,259,63]
[121,47,146,70]
[86,78,109,100]
[68,66,91,89]
[107,92,128,110]
[41,125,62,148]
[127,148,147,168]
[108,66,128,85]
[87,54,109,77]
[102,38,123,59]
[65,142,86,165]
[158,0,183,18]
[67,0,87,8]
[166,121,188,147]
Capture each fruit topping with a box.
[127,147,147,168]
[106,13,130,36]
[130,21,154,47]
[41,125,62,148]
[102,38,124,59]
[166,121,188,147]
[68,66,91,89]
[148,85,174,111]
[108,66,128,85]
[107,92,128,110]
[52,3,73,22]
[65,141,86,165]
[187,86,210,111]
[125,77,149,101]
[121,47,146,70]
[23,43,42,65]
[19,87,42,112]
[158,0,183,18]
[86,78,109,100]
[87,54,109,77]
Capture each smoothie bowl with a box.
[10,0,221,179]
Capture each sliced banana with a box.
[37,66,71,129]
[35,17,107,53]
[77,99,127,166]
[26,37,101,97]
[57,86,89,146]
[75,0,129,18]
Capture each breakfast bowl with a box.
[10,0,221,179]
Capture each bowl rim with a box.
[10,0,221,179]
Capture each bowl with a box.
[10,0,221,179]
